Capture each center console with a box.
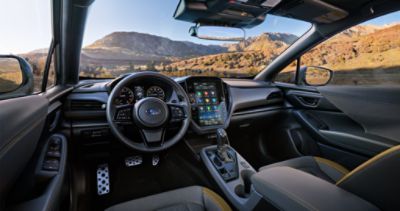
[200,129,263,210]
[199,129,378,211]
[184,77,263,210]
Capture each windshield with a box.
[80,0,311,78]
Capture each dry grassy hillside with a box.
[2,23,399,89]
[162,33,297,77]
[297,24,400,85]
[302,24,400,70]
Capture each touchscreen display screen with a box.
[193,82,224,126]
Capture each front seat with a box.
[259,156,349,183]
[259,145,400,210]
[106,186,231,211]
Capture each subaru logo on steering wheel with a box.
[146,108,161,116]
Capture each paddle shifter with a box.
[216,128,233,162]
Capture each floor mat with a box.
[86,148,212,211]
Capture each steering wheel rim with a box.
[106,72,191,152]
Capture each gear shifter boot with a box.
[207,146,238,181]
[217,145,233,162]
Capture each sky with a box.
[0,0,52,54]
[82,0,312,46]
[1,0,400,54]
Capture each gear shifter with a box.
[216,128,233,162]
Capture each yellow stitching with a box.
[203,188,231,211]
[336,145,400,185]
[314,157,349,175]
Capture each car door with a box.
[0,1,69,209]
[273,11,400,169]
[0,53,70,211]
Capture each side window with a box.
[46,52,56,90]
[26,51,56,92]
[274,60,297,84]
[301,11,400,86]
[0,0,52,98]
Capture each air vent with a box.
[266,91,284,105]
[267,91,283,100]
[70,100,105,111]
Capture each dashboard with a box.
[65,75,284,138]
[112,76,228,132]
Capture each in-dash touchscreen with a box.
[189,81,224,126]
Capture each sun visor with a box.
[173,0,281,28]
[271,0,348,24]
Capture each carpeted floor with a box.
[79,143,215,211]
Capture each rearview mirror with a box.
[189,25,245,42]
[0,55,34,99]
[300,66,333,86]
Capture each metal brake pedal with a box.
[125,155,143,167]
[96,164,110,195]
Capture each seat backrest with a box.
[336,145,400,211]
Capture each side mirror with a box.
[299,66,333,86]
[0,55,34,99]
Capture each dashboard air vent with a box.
[266,91,283,104]
[267,91,283,100]
[70,100,105,111]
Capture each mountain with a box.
[21,23,400,79]
[224,32,298,52]
[164,32,299,75]
[77,31,299,77]
[301,23,400,71]
[82,31,227,62]
[340,25,383,37]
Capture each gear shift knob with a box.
[216,128,232,162]
[216,128,228,147]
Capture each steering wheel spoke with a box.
[140,128,166,147]
[167,103,188,123]
[113,104,133,123]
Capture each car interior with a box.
[1,0,400,211]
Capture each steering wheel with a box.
[106,72,191,152]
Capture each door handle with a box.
[296,95,320,107]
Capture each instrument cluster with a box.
[114,85,166,105]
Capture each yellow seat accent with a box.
[314,156,350,175]
[203,188,232,211]
[336,145,400,185]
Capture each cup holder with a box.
[235,184,249,198]
[234,169,255,198]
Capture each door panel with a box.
[317,86,400,142]
[278,83,398,168]
[1,93,70,211]
[0,95,48,206]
